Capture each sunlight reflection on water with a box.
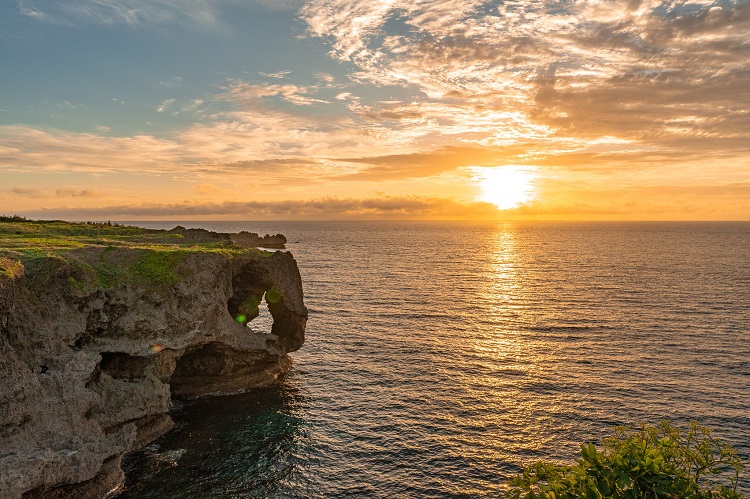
[117,221,750,498]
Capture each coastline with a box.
[0,220,307,498]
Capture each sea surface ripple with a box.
[116,221,750,498]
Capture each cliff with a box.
[0,219,307,498]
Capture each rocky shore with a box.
[0,220,307,498]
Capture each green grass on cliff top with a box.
[0,216,271,287]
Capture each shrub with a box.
[505,420,746,498]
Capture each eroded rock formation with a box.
[168,226,288,248]
[0,247,307,498]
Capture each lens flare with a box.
[265,289,282,304]
[148,343,164,354]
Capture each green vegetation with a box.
[0,218,271,290]
[504,421,746,499]
[0,257,24,280]
[127,250,186,287]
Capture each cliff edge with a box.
[0,219,307,498]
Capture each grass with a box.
[127,250,186,287]
[0,218,272,289]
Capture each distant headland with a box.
[0,217,307,498]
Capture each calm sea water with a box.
[114,221,750,498]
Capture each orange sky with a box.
[1,1,749,220]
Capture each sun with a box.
[473,166,538,210]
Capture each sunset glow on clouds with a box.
[1,0,748,220]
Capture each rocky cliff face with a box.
[0,248,307,498]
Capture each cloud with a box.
[56,188,102,198]
[333,146,531,180]
[156,98,176,113]
[0,118,411,180]
[313,72,336,84]
[10,188,39,196]
[300,0,750,149]
[16,0,303,27]
[0,111,391,176]
[216,81,331,107]
[0,125,182,173]
[17,0,225,27]
[158,76,184,88]
[57,100,82,110]
[214,158,322,173]
[23,180,750,221]
[25,196,503,220]
[260,70,292,79]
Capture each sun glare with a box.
[473,166,538,210]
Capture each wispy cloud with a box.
[333,146,530,181]
[260,70,292,79]
[17,0,304,27]
[156,98,176,113]
[158,76,184,88]
[216,81,331,107]
[57,100,82,110]
[301,0,750,149]
[18,0,47,19]
[0,125,181,173]
[10,187,39,196]
[56,188,102,198]
[18,0,220,27]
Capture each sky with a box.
[1,0,748,220]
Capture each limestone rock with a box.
[230,231,287,249]
[0,245,307,498]
[167,226,287,248]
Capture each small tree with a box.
[505,420,746,498]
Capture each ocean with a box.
[112,221,750,498]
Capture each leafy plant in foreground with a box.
[505,420,746,498]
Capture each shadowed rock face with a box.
[0,249,306,499]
